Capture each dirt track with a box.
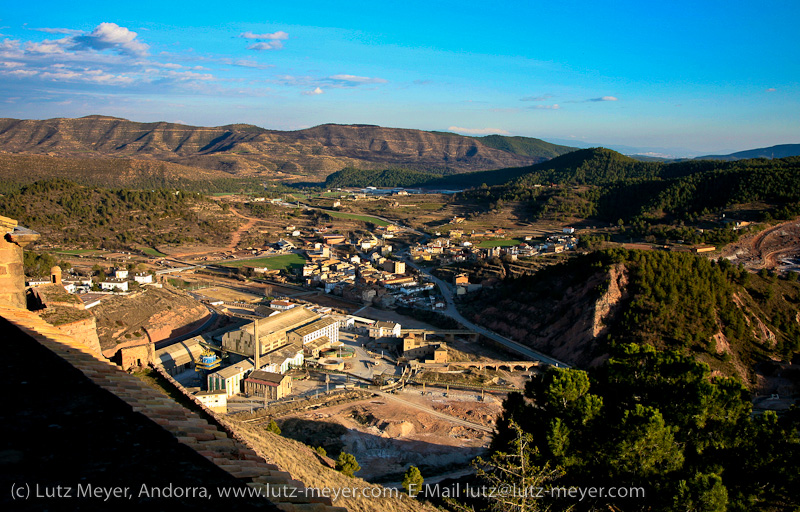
[720,219,800,269]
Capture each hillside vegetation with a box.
[0,116,573,178]
[0,179,236,249]
[460,249,800,511]
[451,150,800,236]
[0,153,266,193]
[462,249,800,384]
[486,349,799,511]
[220,417,436,512]
[698,143,800,161]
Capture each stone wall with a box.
[0,234,24,309]
[54,316,102,355]
[0,216,34,310]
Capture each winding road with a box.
[404,257,571,368]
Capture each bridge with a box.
[400,328,479,341]
[411,360,540,372]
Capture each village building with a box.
[259,343,304,374]
[270,300,296,311]
[156,336,205,376]
[133,272,153,284]
[369,320,401,338]
[100,278,129,292]
[244,370,292,400]
[221,306,319,357]
[287,316,340,346]
[207,360,254,397]
[403,334,449,363]
[194,390,227,413]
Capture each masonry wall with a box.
[55,316,102,355]
[0,235,25,309]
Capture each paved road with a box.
[404,258,570,368]
[154,305,218,350]
[373,390,493,433]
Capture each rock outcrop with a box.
[90,286,210,351]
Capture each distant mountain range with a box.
[0,116,576,181]
[696,144,800,161]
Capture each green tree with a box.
[266,420,281,435]
[314,446,327,457]
[335,451,361,477]
[402,465,424,497]
[474,420,562,512]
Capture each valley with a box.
[3,116,800,512]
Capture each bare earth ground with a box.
[720,219,800,270]
[279,390,501,482]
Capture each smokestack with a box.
[254,318,260,371]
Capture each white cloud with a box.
[33,27,82,35]
[72,23,149,56]
[6,69,38,77]
[766,87,777,92]
[589,96,618,102]
[520,94,552,102]
[448,126,510,135]
[329,74,388,84]
[228,59,274,69]
[530,104,560,110]
[40,68,134,85]
[247,41,283,51]
[302,87,324,95]
[240,31,288,40]
[26,39,68,54]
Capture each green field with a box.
[222,253,306,270]
[327,211,390,226]
[477,238,523,248]
[53,249,97,255]
[142,247,167,257]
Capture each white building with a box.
[113,268,129,279]
[194,390,227,413]
[207,360,254,397]
[369,321,401,338]
[288,317,339,345]
[270,300,296,311]
[101,278,129,292]
[133,272,153,284]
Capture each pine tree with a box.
[402,465,424,497]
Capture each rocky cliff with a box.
[90,286,210,351]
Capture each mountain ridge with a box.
[0,116,576,180]
[697,143,800,161]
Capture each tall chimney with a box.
[254,317,260,371]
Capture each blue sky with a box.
[1,0,798,156]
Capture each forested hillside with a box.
[461,249,800,511]
[452,151,800,233]
[0,179,236,248]
[484,351,799,511]
[462,249,800,382]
